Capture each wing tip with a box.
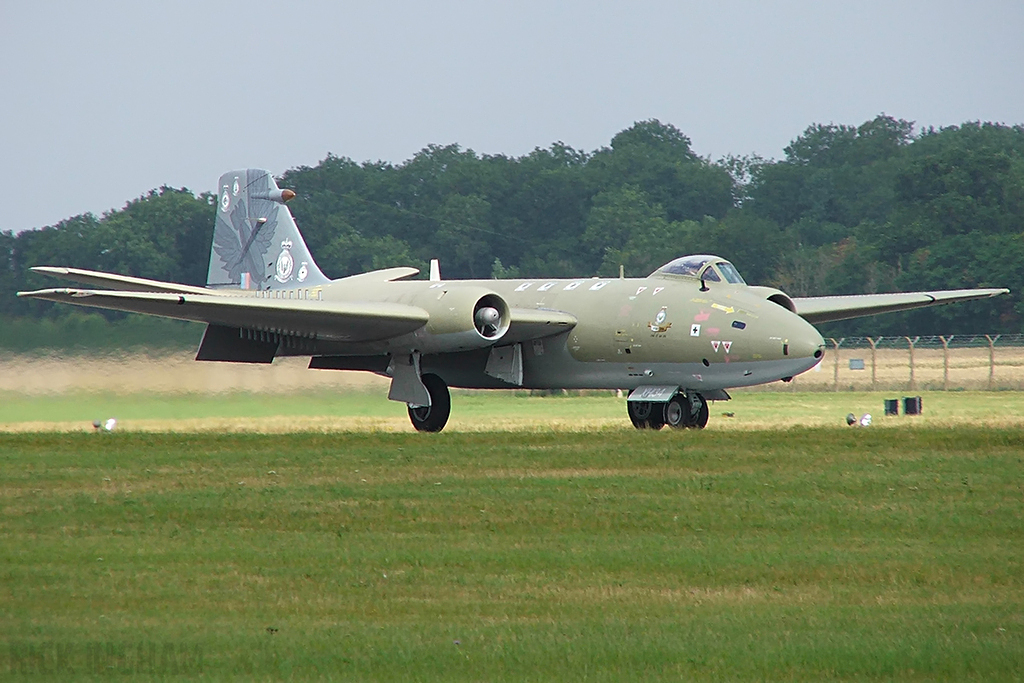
[31,266,58,275]
[17,287,76,298]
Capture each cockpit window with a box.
[716,261,746,285]
[653,255,746,285]
[700,266,721,282]
[655,255,714,277]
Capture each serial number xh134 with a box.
[20,170,1008,432]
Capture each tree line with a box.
[3,115,1022,349]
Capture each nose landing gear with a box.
[627,400,666,430]
[627,391,708,430]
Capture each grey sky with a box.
[2,1,1021,234]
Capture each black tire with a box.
[627,400,665,430]
[664,396,689,429]
[627,400,649,428]
[689,395,709,429]
[407,374,451,432]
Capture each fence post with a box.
[905,336,919,391]
[868,337,879,391]
[940,335,952,391]
[985,334,1001,390]
[831,338,843,391]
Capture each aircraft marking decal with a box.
[515,283,533,292]
[690,324,701,336]
[275,240,294,283]
[711,340,721,352]
[648,307,672,333]
[712,303,735,314]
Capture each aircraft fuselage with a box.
[286,273,826,393]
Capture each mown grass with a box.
[2,389,1024,432]
[2,428,1022,680]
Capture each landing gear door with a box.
[484,343,523,386]
[387,352,431,406]
[627,386,678,403]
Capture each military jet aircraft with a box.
[19,169,1008,432]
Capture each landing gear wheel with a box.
[627,401,665,430]
[664,397,689,429]
[407,374,451,433]
[690,394,709,430]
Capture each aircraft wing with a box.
[29,266,215,295]
[32,265,425,293]
[16,288,578,345]
[17,288,429,342]
[793,288,1009,325]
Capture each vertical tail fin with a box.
[207,169,329,290]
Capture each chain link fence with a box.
[775,334,1024,392]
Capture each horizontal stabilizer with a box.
[30,266,214,295]
[334,266,420,284]
[17,288,429,342]
[794,288,1009,325]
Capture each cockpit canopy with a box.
[653,255,747,285]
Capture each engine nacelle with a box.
[745,286,797,313]
[409,286,510,351]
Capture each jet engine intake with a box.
[473,298,506,340]
[412,287,510,350]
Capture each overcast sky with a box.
[1,1,1022,234]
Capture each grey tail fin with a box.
[206,169,329,290]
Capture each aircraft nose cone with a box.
[790,317,826,362]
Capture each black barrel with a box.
[903,396,922,415]
[884,399,899,416]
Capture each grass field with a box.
[2,354,1023,679]
[3,387,1024,433]
[2,425,1023,680]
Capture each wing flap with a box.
[17,288,429,342]
[30,266,215,295]
[794,288,1009,324]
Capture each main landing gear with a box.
[627,392,709,430]
[407,373,451,432]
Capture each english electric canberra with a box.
[20,170,1008,431]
